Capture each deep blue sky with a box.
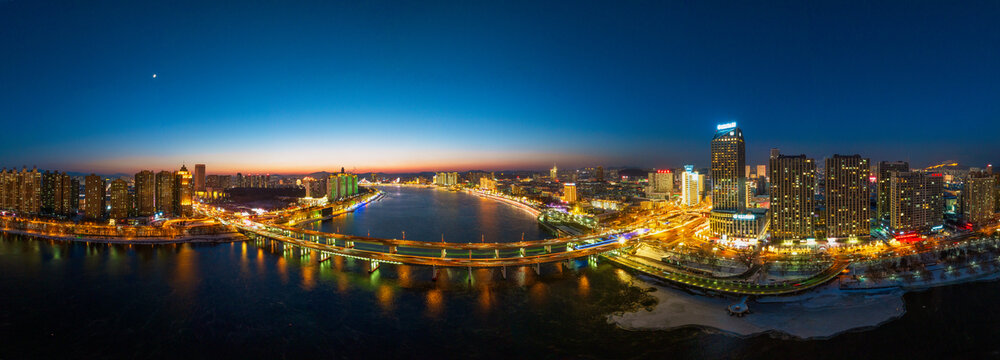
[2,1,998,174]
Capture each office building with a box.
[681,165,702,207]
[646,169,673,200]
[710,123,745,211]
[563,183,577,203]
[708,123,764,238]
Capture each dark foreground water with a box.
[2,188,1000,359]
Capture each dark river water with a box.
[1,187,999,359]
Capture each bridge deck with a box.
[242,227,628,267]
[266,223,615,250]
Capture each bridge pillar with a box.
[544,245,552,254]
[432,265,439,281]
[494,249,500,259]
[389,245,398,254]
[532,263,540,275]
[346,241,354,248]
[519,247,526,257]
[468,266,472,284]
[500,266,507,279]
[441,248,447,258]
[566,244,573,252]
[368,260,380,274]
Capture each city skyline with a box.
[3,1,1000,173]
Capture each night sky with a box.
[2,1,998,174]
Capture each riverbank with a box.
[463,189,542,217]
[0,227,247,244]
[610,278,907,339]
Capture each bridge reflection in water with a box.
[235,220,643,281]
[238,235,624,318]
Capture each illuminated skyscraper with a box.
[889,171,943,234]
[175,165,192,217]
[681,165,702,207]
[550,164,558,179]
[769,154,816,241]
[135,170,155,217]
[825,154,871,239]
[109,178,131,219]
[156,170,175,216]
[709,122,761,238]
[563,183,577,203]
[84,174,105,220]
[876,161,909,222]
[711,123,745,211]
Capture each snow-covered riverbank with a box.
[610,277,905,339]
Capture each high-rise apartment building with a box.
[15,167,42,215]
[109,178,131,219]
[66,177,79,215]
[194,164,206,193]
[84,174,105,220]
[825,154,871,239]
[550,165,558,179]
[769,154,816,241]
[889,172,943,234]
[135,170,156,216]
[433,172,459,186]
[156,170,175,216]
[963,171,996,225]
[41,170,59,214]
[876,161,909,222]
